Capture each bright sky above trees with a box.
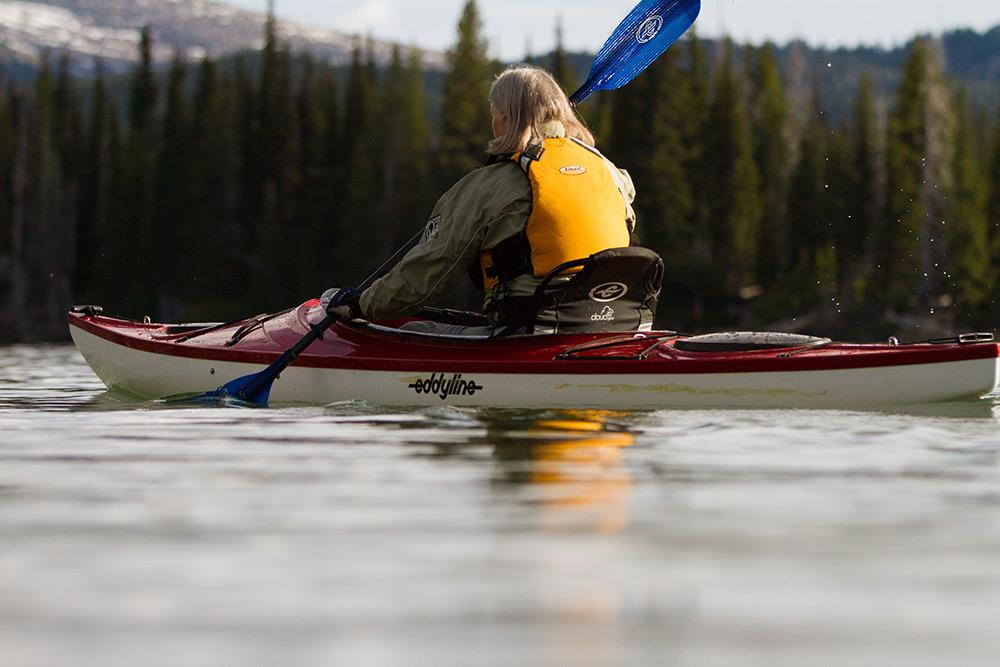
[229,0,999,59]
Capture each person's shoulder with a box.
[447,160,527,196]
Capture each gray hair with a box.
[487,64,596,155]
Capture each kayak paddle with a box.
[173,228,425,407]
[570,0,701,105]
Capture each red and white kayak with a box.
[68,301,1000,409]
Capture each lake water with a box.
[3,344,1000,666]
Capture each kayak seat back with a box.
[675,332,832,353]
[524,247,663,335]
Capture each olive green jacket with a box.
[359,138,636,321]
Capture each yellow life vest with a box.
[480,138,630,290]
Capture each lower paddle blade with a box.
[167,368,274,407]
[570,0,701,105]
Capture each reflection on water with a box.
[3,345,1000,665]
[489,411,636,534]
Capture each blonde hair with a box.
[487,64,596,155]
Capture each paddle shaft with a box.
[235,228,426,398]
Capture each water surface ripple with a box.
[2,345,1000,666]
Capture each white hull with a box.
[71,326,999,409]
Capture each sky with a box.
[228,0,1000,60]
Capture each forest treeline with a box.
[1,0,1000,342]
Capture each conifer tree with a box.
[45,55,79,332]
[117,26,159,314]
[28,56,69,336]
[947,88,991,313]
[785,96,831,309]
[847,75,884,305]
[0,76,12,320]
[551,16,577,93]
[402,48,433,217]
[702,42,761,306]
[233,55,259,271]
[606,57,651,183]
[637,45,696,323]
[74,60,112,302]
[188,57,245,318]
[883,37,954,309]
[378,46,409,240]
[256,15,302,307]
[748,44,790,288]
[92,79,126,309]
[827,120,858,306]
[6,84,28,337]
[296,55,339,296]
[153,53,193,320]
[989,99,1000,257]
[438,0,492,187]
[378,46,432,245]
[335,42,380,282]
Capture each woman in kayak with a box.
[324,64,654,335]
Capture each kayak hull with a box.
[69,303,1000,409]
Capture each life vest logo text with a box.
[560,165,587,175]
[409,373,484,400]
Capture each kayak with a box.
[68,301,1000,409]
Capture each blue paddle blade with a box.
[167,362,282,407]
[570,0,701,105]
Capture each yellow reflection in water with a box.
[493,410,636,534]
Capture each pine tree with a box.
[606,57,651,182]
[551,16,577,94]
[402,48,433,218]
[827,120,858,308]
[74,60,113,302]
[748,44,790,289]
[378,46,432,247]
[989,98,1000,260]
[437,0,492,187]
[0,76,12,323]
[335,42,380,283]
[114,26,159,315]
[296,55,339,297]
[255,13,302,307]
[44,55,79,333]
[785,96,831,310]
[153,52,193,321]
[947,87,991,313]
[28,56,68,336]
[188,57,245,319]
[637,45,696,324]
[6,84,29,338]
[378,46,408,241]
[847,75,884,305]
[92,76,126,309]
[702,42,761,309]
[883,37,954,310]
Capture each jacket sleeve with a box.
[613,166,637,232]
[359,167,523,320]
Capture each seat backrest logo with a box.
[592,306,616,322]
[589,283,629,303]
[636,15,664,44]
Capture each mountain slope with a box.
[0,0,442,74]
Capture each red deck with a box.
[68,302,1000,376]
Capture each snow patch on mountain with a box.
[0,0,442,74]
